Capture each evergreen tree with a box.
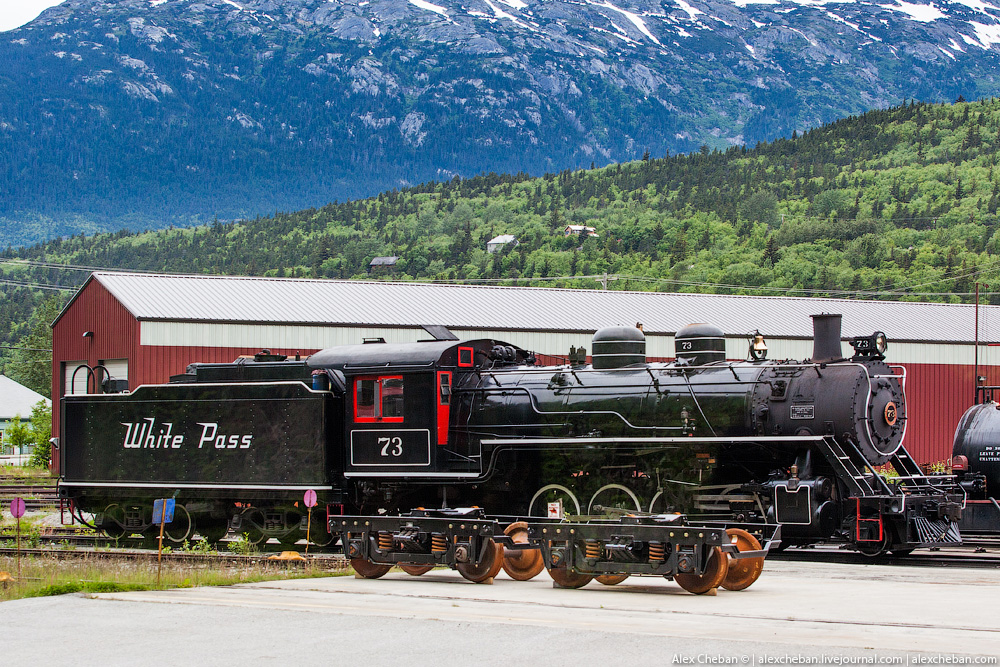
[6,296,64,398]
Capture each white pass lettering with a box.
[121,418,182,449]
[119,419,252,450]
[197,422,252,449]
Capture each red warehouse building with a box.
[51,271,1000,472]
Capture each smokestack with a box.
[811,313,843,363]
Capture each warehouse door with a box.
[63,361,90,395]
[99,358,129,391]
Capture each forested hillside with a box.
[3,98,1000,394]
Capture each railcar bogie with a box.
[337,508,777,593]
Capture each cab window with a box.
[354,376,404,422]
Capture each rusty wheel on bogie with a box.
[400,564,434,576]
[595,574,629,586]
[548,567,594,589]
[350,558,392,579]
[674,546,729,595]
[456,539,503,583]
[721,528,764,591]
[501,521,545,581]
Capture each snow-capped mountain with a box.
[2,0,1000,242]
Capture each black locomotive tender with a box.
[59,313,964,592]
[952,388,1000,533]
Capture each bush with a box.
[26,401,51,468]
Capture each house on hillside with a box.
[487,235,518,253]
[0,376,49,460]
[368,256,399,276]
[565,225,598,237]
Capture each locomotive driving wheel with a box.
[456,539,504,583]
[400,565,435,576]
[547,567,594,589]
[721,528,764,591]
[595,574,629,586]
[587,484,642,518]
[350,558,392,579]
[501,521,545,581]
[674,546,729,595]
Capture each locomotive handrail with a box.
[77,380,326,394]
[467,385,690,433]
[69,364,111,396]
[58,481,336,489]
[682,371,718,437]
[481,435,834,445]
[888,364,908,448]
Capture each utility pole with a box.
[975,281,988,404]
[598,273,618,290]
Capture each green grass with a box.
[0,554,349,602]
[0,466,54,484]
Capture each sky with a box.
[0,0,65,32]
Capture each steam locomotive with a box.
[58,312,964,591]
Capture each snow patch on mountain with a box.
[484,0,530,27]
[591,0,663,45]
[879,1,946,22]
[724,0,779,8]
[969,20,1000,46]
[950,0,1000,12]
[410,0,449,16]
[673,0,704,20]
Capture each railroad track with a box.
[0,483,61,510]
[3,529,998,569]
[0,545,350,567]
[1,529,351,556]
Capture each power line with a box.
[426,272,1000,299]
[0,259,147,273]
[0,278,77,292]
[881,256,1000,294]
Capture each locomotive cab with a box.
[308,338,532,479]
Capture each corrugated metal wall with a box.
[902,363,977,466]
[132,345,317,389]
[52,281,139,446]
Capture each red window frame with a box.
[353,375,405,423]
[436,371,451,445]
[458,346,475,367]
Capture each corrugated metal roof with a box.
[0,375,50,420]
[84,271,1000,344]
